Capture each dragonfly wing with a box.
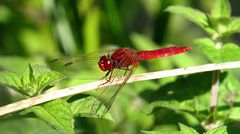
[49,49,117,80]
[89,66,137,117]
[49,49,116,71]
[89,52,139,117]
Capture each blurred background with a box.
[0,0,240,134]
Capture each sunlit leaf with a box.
[31,99,74,134]
[166,6,208,29]
[0,72,24,94]
[220,43,240,62]
[195,38,240,63]
[206,126,227,134]
[0,64,63,97]
[178,123,198,134]
[211,0,231,18]
[227,17,240,34]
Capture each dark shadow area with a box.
[152,107,205,133]
[140,72,227,102]
[0,86,12,106]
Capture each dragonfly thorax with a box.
[98,55,112,71]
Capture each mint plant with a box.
[0,64,75,133]
[166,0,240,131]
[0,64,63,97]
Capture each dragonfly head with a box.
[98,55,112,71]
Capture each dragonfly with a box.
[51,46,192,117]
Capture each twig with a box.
[210,70,220,112]
[0,61,240,116]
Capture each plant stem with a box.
[0,61,240,116]
[210,70,220,112]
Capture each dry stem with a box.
[0,61,240,116]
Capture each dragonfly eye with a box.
[98,55,112,71]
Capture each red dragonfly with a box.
[52,46,192,117]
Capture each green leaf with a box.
[211,0,231,18]
[31,99,74,134]
[220,43,240,62]
[166,6,208,29]
[210,17,231,37]
[28,63,35,82]
[0,64,63,97]
[194,38,221,63]
[28,65,63,95]
[194,38,240,63]
[0,72,24,94]
[217,72,240,120]
[70,96,114,121]
[206,126,227,134]
[227,17,240,34]
[34,71,63,94]
[178,123,198,134]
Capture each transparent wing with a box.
[88,51,138,117]
[49,49,115,70]
[49,49,116,80]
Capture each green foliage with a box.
[211,0,231,18]
[227,18,240,34]
[166,0,240,63]
[0,0,240,134]
[166,6,208,29]
[206,126,227,134]
[195,38,240,63]
[31,99,74,134]
[178,123,198,134]
[0,64,63,97]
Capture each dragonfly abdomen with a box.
[136,46,191,61]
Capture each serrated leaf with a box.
[70,96,114,121]
[31,99,74,134]
[34,71,63,94]
[206,126,227,134]
[0,72,25,94]
[166,6,208,29]
[178,123,198,134]
[194,38,221,63]
[0,64,63,97]
[211,0,231,18]
[227,17,240,34]
[211,17,231,37]
[221,43,240,62]
[194,38,240,63]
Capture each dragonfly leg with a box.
[99,70,113,86]
[118,66,132,76]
